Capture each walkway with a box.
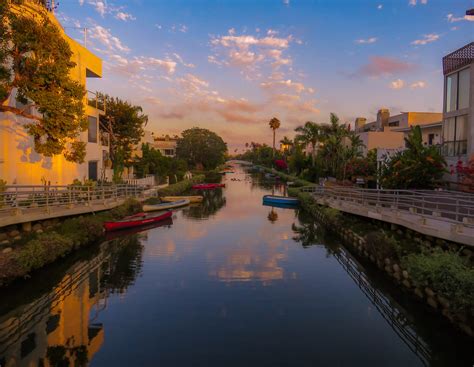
[0,184,158,228]
[302,186,474,247]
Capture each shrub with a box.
[15,232,73,271]
[322,207,341,223]
[402,249,474,314]
[364,230,399,260]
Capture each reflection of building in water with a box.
[0,253,109,366]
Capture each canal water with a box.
[0,164,472,367]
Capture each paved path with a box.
[313,195,474,247]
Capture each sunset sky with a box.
[58,0,474,152]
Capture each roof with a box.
[392,121,443,132]
[443,42,474,75]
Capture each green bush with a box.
[364,230,399,260]
[321,207,341,223]
[109,198,143,218]
[402,249,474,314]
[15,232,73,271]
[158,174,205,196]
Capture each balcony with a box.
[87,90,105,113]
[443,42,474,75]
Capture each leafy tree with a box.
[269,117,281,157]
[0,3,87,161]
[99,94,147,165]
[380,126,446,189]
[134,144,187,181]
[176,127,227,170]
[294,121,321,167]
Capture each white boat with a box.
[143,199,190,212]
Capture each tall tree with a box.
[269,117,281,158]
[176,127,227,170]
[0,3,87,162]
[99,95,147,178]
[294,121,321,167]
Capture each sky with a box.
[57,0,474,152]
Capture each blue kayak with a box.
[262,195,299,205]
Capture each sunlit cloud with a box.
[377,4,383,10]
[410,80,426,89]
[411,33,439,45]
[355,37,378,44]
[447,13,474,23]
[355,56,416,77]
[89,25,130,53]
[409,0,427,6]
[115,11,136,21]
[107,54,177,76]
[389,79,405,89]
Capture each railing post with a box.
[87,186,91,206]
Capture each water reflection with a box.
[0,235,144,367]
[182,189,226,219]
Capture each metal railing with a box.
[301,186,474,226]
[0,184,147,214]
[124,176,156,187]
[87,90,105,112]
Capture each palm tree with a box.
[269,117,281,158]
[294,121,321,167]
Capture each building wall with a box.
[358,131,405,156]
[0,2,110,185]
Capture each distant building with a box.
[133,130,157,158]
[155,135,179,157]
[441,42,473,165]
[355,109,443,155]
[0,2,111,184]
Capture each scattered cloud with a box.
[356,56,416,77]
[283,0,290,5]
[447,13,474,23]
[377,4,383,10]
[173,53,195,68]
[90,25,130,53]
[409,0,427,6]
[209,29,294,77]
[389,79,405,89]
[410,81,426,89]
[355,37,377,44]
[115,11,136,21]
[107,54,176,76]
[411,33,439,45]
[260,79,307,94]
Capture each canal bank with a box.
[0,175,205,287]
[0,165,472,366]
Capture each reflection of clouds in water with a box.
[147,238,177,258]
[207,233,288,284]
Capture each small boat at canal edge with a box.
[104,211,172,231]
[105,217,173,239]
[143,199,190,212]
[161,195,203,203]
[262,195,299,205]
[192,183,226,190]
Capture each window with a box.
[88,161,98,181]
[428,133,435,145]
[458,68,470,110]
[388,121,399,127]
[442,115,467,156]
[164,149,174,156]
[445,67,470,112]
[88,116,98,143]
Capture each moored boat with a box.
[161,195,203,203]
[262,195,299,205]
[104,211,172,232]
[143,199,190,212]
[192,183,225,190]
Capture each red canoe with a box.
[192,183,226,190]
[103,211,172,232]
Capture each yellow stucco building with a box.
[0,1,112,185]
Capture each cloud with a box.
[210,30,294,76]
[90,25,130,52]
[409,0,427,6]
[377,4,383,9]
[447,13,474,23]
[115,12,136,21]
[389,79,405,89]
[283,0,290,4]
[260,79,307,94]
[356,56,416,77]
[410,81,426,89]
[355,37,377,44]
[411,33,439,45]
[107,54,177,76]
[173,53,195,68]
